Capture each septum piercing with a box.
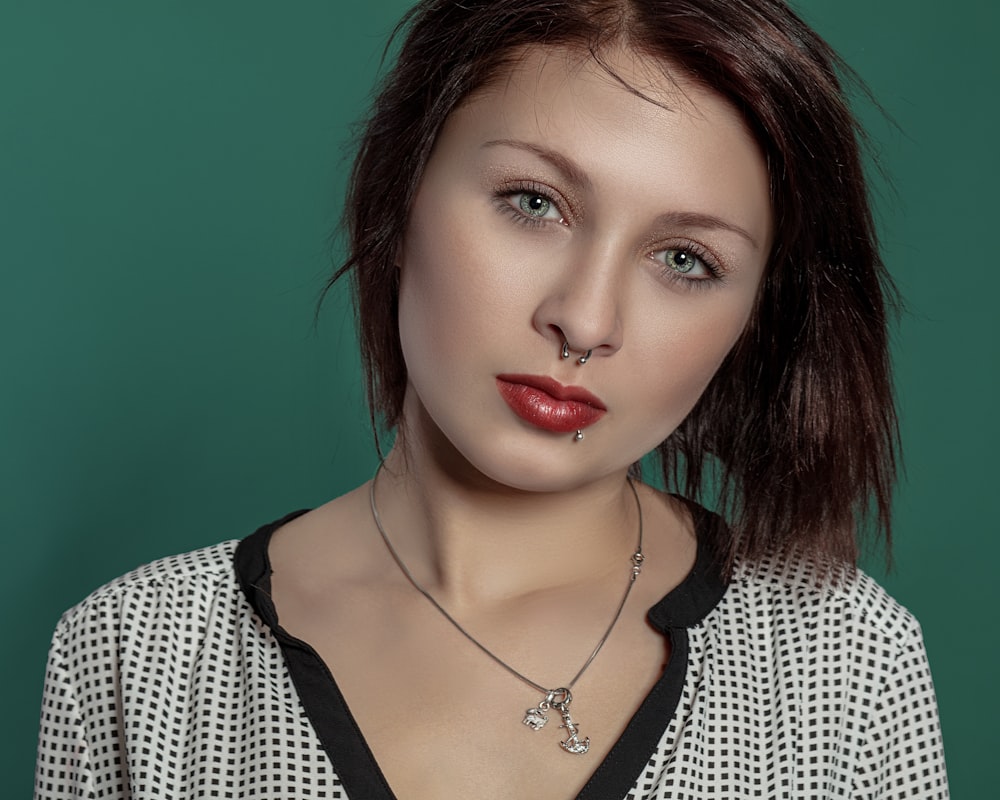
[561,341,592,366]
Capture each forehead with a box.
[467,44,753,140]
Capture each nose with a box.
[531,237,625,361]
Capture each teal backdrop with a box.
[2,1,996,795]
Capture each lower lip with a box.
[495,378,606,433]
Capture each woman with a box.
[35,1,948,798]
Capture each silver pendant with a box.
[524,688,590,754]
[555,703,590,755]
[522,704,549,730]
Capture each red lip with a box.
[495,374,606,433]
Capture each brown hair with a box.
[332,0,898,575]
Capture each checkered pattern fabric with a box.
[35,528,948,798]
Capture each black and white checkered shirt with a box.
[35,508,949,798]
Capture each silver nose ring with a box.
[561,341,592,365]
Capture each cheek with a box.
[397,258,465,384]
[397,213,518,375]
[397,193,546,366]
[630,295,756,423]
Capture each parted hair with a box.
[333,0,898,575]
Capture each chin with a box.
[401,391,674,493]
[446,430,643,494]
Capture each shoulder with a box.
[702,552,927,689]
[729,553,920,644]
[665,501,920,647]
[698,554,941,746]
[691,553,940,743]
[53,540,242,642]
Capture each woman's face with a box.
[396,46,772,491]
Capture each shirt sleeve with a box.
[854,621,949,799]
[34,628,97,800]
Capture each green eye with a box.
[663,249,696,273]
[652,247,718,281]
[519,193,552,217]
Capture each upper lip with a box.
[495,373,607,410]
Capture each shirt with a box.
[35,507,949,798]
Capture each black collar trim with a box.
[234,504,728,800]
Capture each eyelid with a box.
[483,156,585,216]
[650,239,726,280]
[496,180,573,224]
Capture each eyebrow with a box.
[482,138,592,192]
[481,138,760,251]
[652,211,761,251]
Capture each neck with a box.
[372,444,641,608]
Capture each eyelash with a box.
[651,241,725,288]
[494,182,568,228]
[493,182,726,286]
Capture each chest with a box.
[282,587,671,800]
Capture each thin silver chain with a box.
[368,464,645,696]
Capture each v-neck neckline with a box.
[235,503,728,799]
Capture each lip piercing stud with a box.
[574,430,584,441]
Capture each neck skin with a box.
[373,411,643,611]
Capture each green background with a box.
[2,1,995,795]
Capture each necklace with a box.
[368,464,645,755]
